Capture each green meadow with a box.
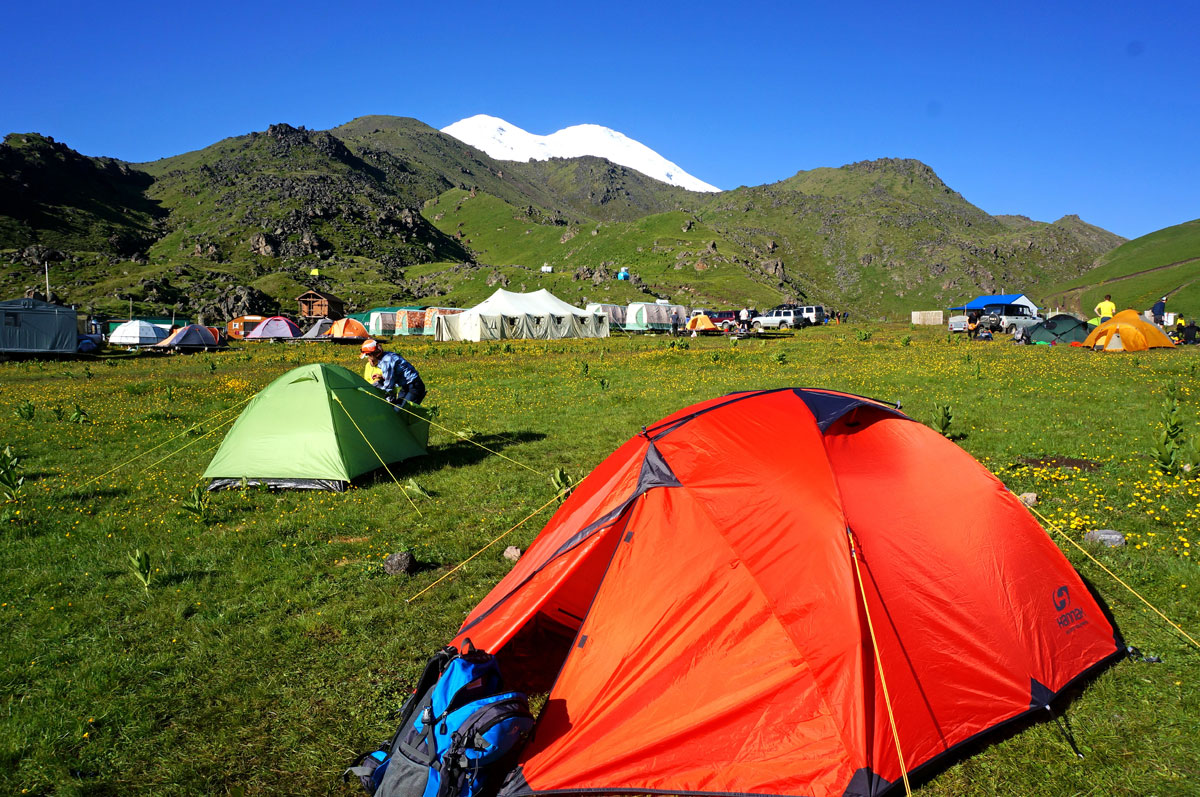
[2,326,1199,795]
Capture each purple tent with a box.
[244,316,301,339]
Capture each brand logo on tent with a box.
[1054,585,1088,633]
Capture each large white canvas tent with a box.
[109,319,169,346]
[435,289,609,342]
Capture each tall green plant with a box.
[0,446,24,501]
[128,549,152,594]
[931,404,954,437]
[181,485,212,521]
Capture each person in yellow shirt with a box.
[1093,295,1116,321]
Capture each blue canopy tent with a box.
[949,293,1039,314]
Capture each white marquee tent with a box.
[435,289,609,342]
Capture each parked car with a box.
[978,303,1042,333]
[753,308,809,330]
[948,315,969,333]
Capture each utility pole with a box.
[44,262,50,302]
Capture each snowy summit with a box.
[441,114,721,193]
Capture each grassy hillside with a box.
[0,118,1129,320]
[418,189,784,309]
[1044,218,1200,318]
[0,133,164,256]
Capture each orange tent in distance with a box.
[1084,309,1175,352]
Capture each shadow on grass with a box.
[158,570,219,586]
[58,486,130,501]
[361,431,547,485]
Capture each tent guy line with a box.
[406,485,573,604]
[848,527,913,796]
[355,387,547,478]
[137,413,239,477]
[1031,504,1200,651]
[331,392,422,517]
[80,394,255,488]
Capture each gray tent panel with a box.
[0,299,78,354]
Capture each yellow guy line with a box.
[82,395,254,487]
[331,394,421,518]
[406,486,570,603]
[1031,506,1200,651]
[847,530,912,797]
[137,413,240,475]
[357,388,545,477]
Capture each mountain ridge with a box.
[0,115,1128,320]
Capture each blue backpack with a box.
[347,641,534,797]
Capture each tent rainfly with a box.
[452,388,1122,797]
[435,289,608,342]
[108,319,168,346]
[203,364,428,491]
[326,317,369,340]
[300,318,335,339]
[1084,309,1175,352]
[0,298,78,354]
[244,316,301,339]
[156,325,219,350]
[1025,314,1092,346]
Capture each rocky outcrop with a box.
[193,285,279,321]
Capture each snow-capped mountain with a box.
[441,114,721,193]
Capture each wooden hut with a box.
[296,290,346,320]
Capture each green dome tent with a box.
[204,364,429,491]
[1026,313,1092,345]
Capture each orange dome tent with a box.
[452,389,1122,797]
[1083,309,1174,352]
[685,314,718,333]
[324,317,369,340]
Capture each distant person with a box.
[361,339,425,409]
[1152,296,1167,326]
[739,307,750,332]
[670,311,681,337]
[1182,320,1197,345]
[967,310,980,340]
[1094,295,1116,322]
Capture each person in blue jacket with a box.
[361,339,426,408]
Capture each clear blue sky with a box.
[3,0,1196,239]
